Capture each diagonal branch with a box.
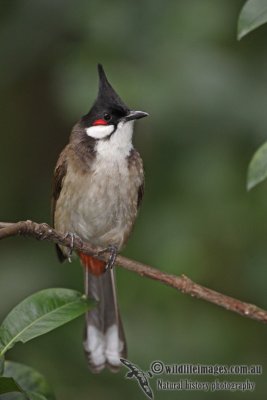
[0,220,267,324]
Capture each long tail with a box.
[80,253,127,373]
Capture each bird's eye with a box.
[104,113,111,121]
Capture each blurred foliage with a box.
[238,0,267,40]
[247,141,267,190]
[0,376,24,398]
[1,0,267,399]
[2,361,56,400]
[238,0,267,194]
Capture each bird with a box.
[121,358,154,399]
[52,64,148,373]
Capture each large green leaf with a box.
[0,376,24,395]
[4,361,54,400]
[247,141,267,190]
[238,0,267,40]
[0,288,93,355]
[0,387,46,400]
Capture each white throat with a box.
[94,120,134,160]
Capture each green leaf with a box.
[0,376,24,395]
[238,0,267,40]
[247,141,267,190]
[0,288,93,355]
[4,361,55,400]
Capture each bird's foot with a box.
[97,245,118,272]
[63,232,82,262]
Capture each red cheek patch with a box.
[93,119,108,126]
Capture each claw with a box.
[97,245,118,271]
[63,232,81,262]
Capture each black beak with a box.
[125,110,149,122]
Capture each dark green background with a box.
[1,0,267,399]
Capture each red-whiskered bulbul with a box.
[52,64,148,373]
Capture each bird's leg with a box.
[63,232,82,262]
[97,245,118,271]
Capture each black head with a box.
[81,64,148,129]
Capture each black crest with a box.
[81,64,129,126]
[96,64,129,111]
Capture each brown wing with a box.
[51,148,68,262]
[128,148,145,210]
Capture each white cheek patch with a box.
[86,125,114,139]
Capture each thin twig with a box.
[0,220,266,324]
